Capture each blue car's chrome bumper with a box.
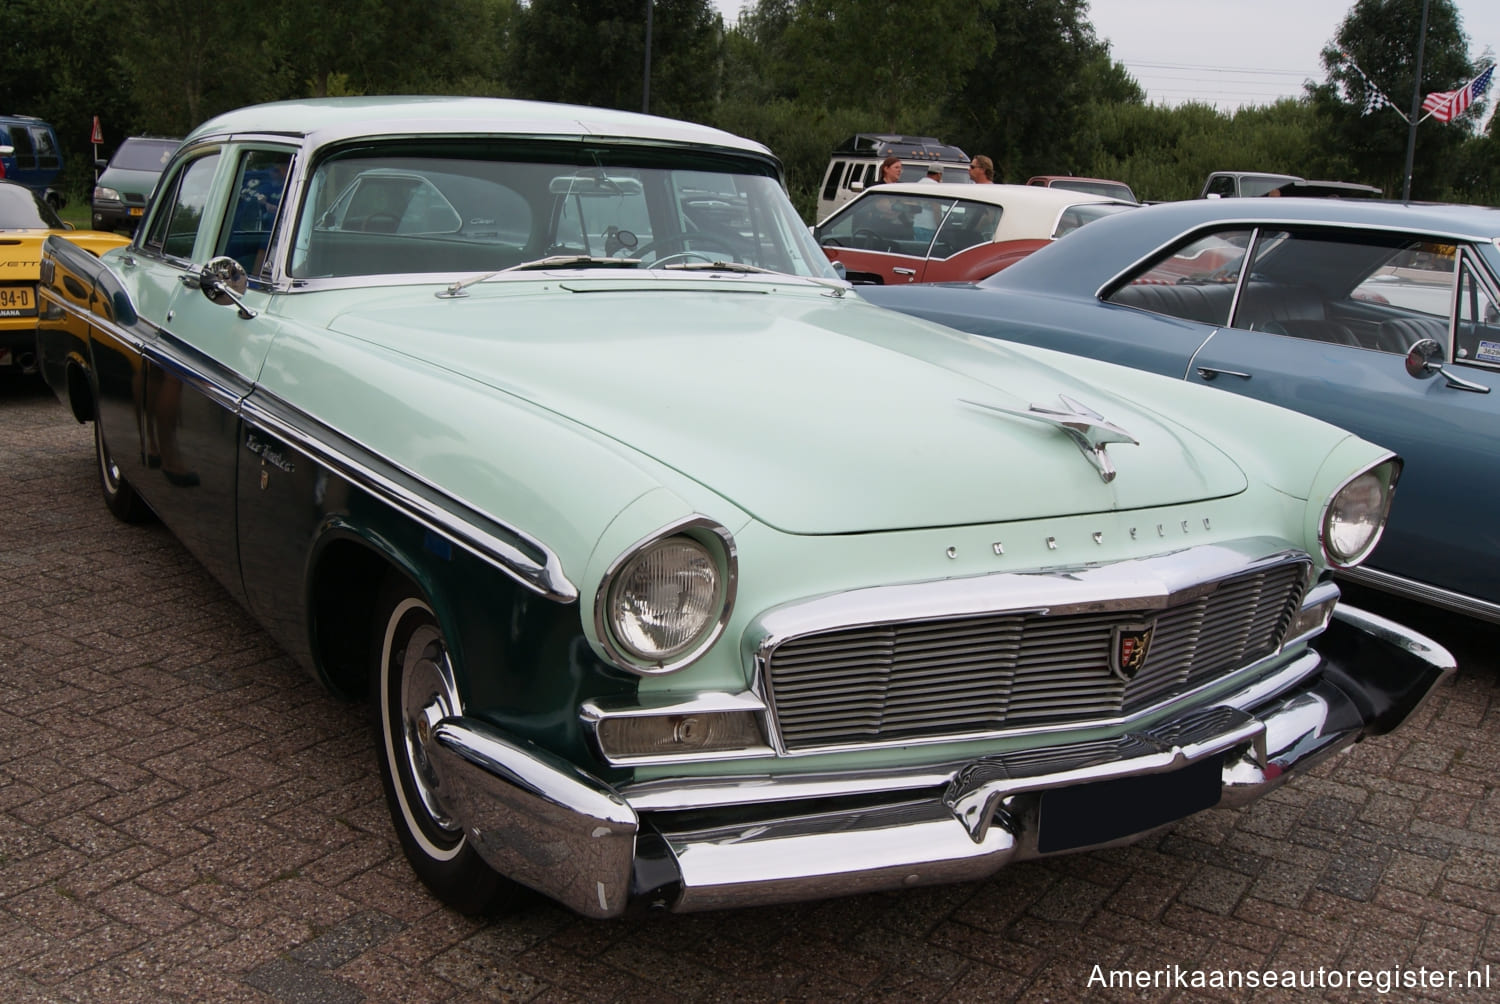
[427,603,1453,918]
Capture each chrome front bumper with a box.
[426,604,1453,918]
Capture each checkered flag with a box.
[1342,52,1408,122]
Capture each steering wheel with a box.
[362,212,401,233]
[854,228,895,252]
[634,233,741,266]
[652,251,719,267]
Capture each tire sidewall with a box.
[371,578,505,913]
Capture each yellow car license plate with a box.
[0,285,36,317]
[129,207,144,217]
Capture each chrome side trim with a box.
[240,395,577,602]
[1339,564,1500,625]
[427,716,636,919]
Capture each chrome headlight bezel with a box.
[1320,456,1401,569]
[593,516,737,675]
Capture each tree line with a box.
[3,0,1495,220]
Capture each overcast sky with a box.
[713,1,1498,127]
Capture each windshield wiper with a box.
[660,260,776,274]
[661,260,851,296]
[438,255,642,297]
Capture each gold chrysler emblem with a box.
[1111,622,1156,681]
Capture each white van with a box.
[816,134,970,220]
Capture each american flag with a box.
[1422,64,1494,123]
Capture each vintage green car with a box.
[36,97,1451,918]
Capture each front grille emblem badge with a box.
[1111,622,1156,681]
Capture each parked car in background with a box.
[92,136,181,233]
[1027,175,1137,202]
[0,180,128,375]
[817,133,970,219]
[36,97,1450,919]
[1201,172,1382,200]
[1268,179,1383,199]
[1201,171,1301,198]
[0,114,64,207]
[860,196,1500,624]
[815,182,1135,284]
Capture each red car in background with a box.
[814,182,1135,284]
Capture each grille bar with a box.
[765,560,1306,751]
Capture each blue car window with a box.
[1104,230,1250,326]
[1457,261,1500,368]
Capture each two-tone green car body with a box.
[36,97,1452,918]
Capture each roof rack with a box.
[831,134,968,162]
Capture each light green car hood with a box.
[326,281,1248,534]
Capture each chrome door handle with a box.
[892,267,916,277]
[1196,367,1251,381]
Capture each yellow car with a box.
[1,180,128,374]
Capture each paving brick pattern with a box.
[2,374,1496,1002]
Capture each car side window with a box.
[29,127,60,169]
[821,161,844,202]
[1236,232,1455,354]
[142,153,223,261]
[1103,230,1250,326]
[1205,176,1236,198]
[930,200,999,259]
[221,150,295,278]
[1456,259,1500,368]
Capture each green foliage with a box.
[1311,0,1479,199]
[508,0,722,121]
[3,0,1496,216]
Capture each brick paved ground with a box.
[2,373,1497,1003]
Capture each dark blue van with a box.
[0,115,65,207]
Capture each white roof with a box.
[832,182,1130,240]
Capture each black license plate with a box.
[1037,755,1224,854]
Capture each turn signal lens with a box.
[596,712,764,759]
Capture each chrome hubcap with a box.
[398,624,461,835]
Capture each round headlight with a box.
[1323,469,1391,567]
[607,536,725,664]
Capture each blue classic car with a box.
[862,197,1500,626]
[35,98,1451,918]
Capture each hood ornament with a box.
[965,394,1139,483]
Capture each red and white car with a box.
[814,182,1135,285]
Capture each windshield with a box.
[290,142,834,281]
[111,139,179,172]
[0,181,63,229]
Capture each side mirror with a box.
[96,158,108,170]
[1405,337,1490,394]
[198,255,257,319]
[1404,338,1443,379]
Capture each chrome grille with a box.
[765,561,1306,751]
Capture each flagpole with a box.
[1401,0,1431,203]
